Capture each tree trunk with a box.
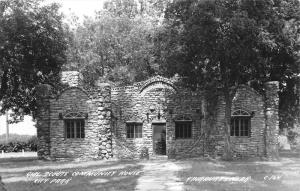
[0,69,9,101]
[223,90,233,160]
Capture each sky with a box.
[0,1,107,136]
[44,0,105,19]
[0,115,36,136]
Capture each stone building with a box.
[35,71,279,160]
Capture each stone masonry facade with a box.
[35,71,279,160]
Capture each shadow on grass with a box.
[0,159,144,191]
[175,154,300,191]
[0,158,142,173]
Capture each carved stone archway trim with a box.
[139,76,177,96]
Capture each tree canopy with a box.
[160,0,299,88]
[0,0,67,114]
[158,0,300,159]
[65,11,156,86]
[64,0,171,86]
[0,0,299,141]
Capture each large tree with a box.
[158,0,300,159]
[65,0,173,86]
[65,11,157,86]
[0,0,67,114]
[103,0,169,18]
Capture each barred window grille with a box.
[126,123,143,138]
[65,119,85,139]
[175,122,192,139]
[230,109,251,137]
[175,115,192,139]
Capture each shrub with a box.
[0,135,37,152]
[0,134,32,144]
[27,136,38,151]
[168,148,176,159]
[287,130,299,145]
[140,147,149,160]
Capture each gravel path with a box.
[135,160,184,191]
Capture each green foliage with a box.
[140,147,149,159]
[0,134,37,152]
[158,0,300,159]
[160,0,299,90]
[279,78,299,129]
[287,130,299,145]
[64,0,171,86]
[0,0,67,114]
[103,0,169,18]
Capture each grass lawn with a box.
[1,151,300,191]
[176,152,300,191]
[0,158,144,191]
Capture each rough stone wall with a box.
[111,77,204,159]
[264,81,280,158]
[35,84,52,159]
[294,77,300,145]
[93,83,113,159]
[111,78,274,159]
[35,71,112,160]
[231,86,266,158]
[61,71,83,87]
[49,87,91,159]
[210,86,266,158]
[48,84,112,159]
[36,71,279,160]
[164,90,204,158]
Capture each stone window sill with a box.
[230,136,251,143]
[174,138,194,141]
[126,138,143,140]
[64,138,85,141]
